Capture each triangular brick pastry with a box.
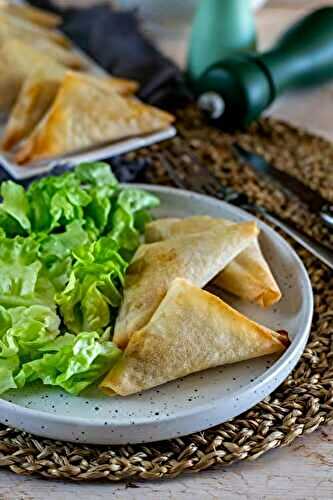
[1,63,65,151]
[0,39,85,113]
[0,1,62,28]
[146,216,281,307]
[113,220,259,348]
[0,11,69,47]
[2,68,138,151]
[15,37,85,70]
[0,34,84,75]
[101,278,288,396]
[15,71,174,164]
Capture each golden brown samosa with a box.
[113,220,259,349]
[0,11,69,47]
[0,34,84,72]
[2,69,138,151]
[101,278,288,396]
[15,72,174,164]
[0,39,84,113]
[1,64,64,151]
[0,1,62,28]
[145,216,281,307]
[0,40,51,112]
[19,38,85,70]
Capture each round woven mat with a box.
[1,108,332,482]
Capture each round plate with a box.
[0,185,313,445]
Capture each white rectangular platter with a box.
[0,127,176,180]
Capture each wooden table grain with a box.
[0,427,332,499]
[0,1,332,498]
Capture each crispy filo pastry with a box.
[15,72,174,164]
[0,35,84,73]
[113,220,259,349]
[146,216,281,307]
[1,64,64,151]
[101,278,289,396]
[0,1,62,28]
[0,40,84,113]
[0,11,69,47]
[0,40,53,112]
[18,38,85,70]
[2,69,138,151]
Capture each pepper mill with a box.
[188,4,333,128]
[187,0,257,85]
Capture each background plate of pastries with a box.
[0,0,176,179]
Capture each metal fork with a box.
[158,146,333,270]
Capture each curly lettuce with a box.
[56,236,127,334]
[15,331,121,396]
[0,307,120,396]
[0,304,60,394]
[0,161,159,395]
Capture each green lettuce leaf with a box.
[0,304,60,394]
[39,221,90,262]
[0,162,159,397]
[27,171,91,233]
[78,164,118,235]
[50,188,91,230]
[84,186,113,234]
[41,257,73,294]
[26,179,54,233]
[0,236,57,309]
[117,188,160,214]
[109,206,141,254]
[75,162,118,188]
[0,305,60,359]
[0,181,31,235]
[0,357,19,394]
[14,331,121,395]
[56,236,127,334]
[0,237,41,298]
[26,163,117,235]
[108,188,159,257]
[33,221,89,294]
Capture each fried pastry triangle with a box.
[146,216,281,307]
[113,220,259,348]
[101,278,288,396]
[2,69,138,151]
[0,11,69,47]
[1,64,64,151]
[0,31,84,71]
[0,39,85,113]
[15,72,174,164]
[0,1,62,28]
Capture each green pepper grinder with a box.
[187,0,257,84]
[190,7,333,128]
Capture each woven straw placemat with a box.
[0,108,332,482]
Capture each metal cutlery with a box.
[158,146,333,270]
[233,143,333,230]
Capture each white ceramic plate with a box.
[0,127,177,180]
[0,185,313,445]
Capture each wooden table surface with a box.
[0,1,332,499]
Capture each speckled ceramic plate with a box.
[0,185,313,445]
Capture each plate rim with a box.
[0,127,177,180]
[0,184,314,436]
